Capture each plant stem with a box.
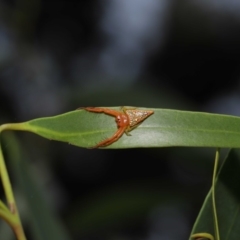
[212,148,220,240]
[0,123,28,132]
[0,137,26,240]
[13,224,27,240]
[0,143,15,211]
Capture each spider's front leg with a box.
[90,126,126,148]
[82,107,122,118]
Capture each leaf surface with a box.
[190,149,240,240]
[5,133,72,240]
[6,108,240,148]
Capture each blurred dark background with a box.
[0,0,239,239]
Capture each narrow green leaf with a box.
[3,108,240,148]
[190,149,240,240]
[4,133,72,240]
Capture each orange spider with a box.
[82,107,154,148]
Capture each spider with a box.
[82,107,154,148]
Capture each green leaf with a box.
[190,149,240,240]
[4,133,72,240]
[3,108,240,148]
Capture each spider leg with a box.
[124,129,132,136]
[82,107,122,117]
[90,126,126,148]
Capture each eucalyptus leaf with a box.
[3,108,240,148]
[4,133,72,240]
[190,149,240,240]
